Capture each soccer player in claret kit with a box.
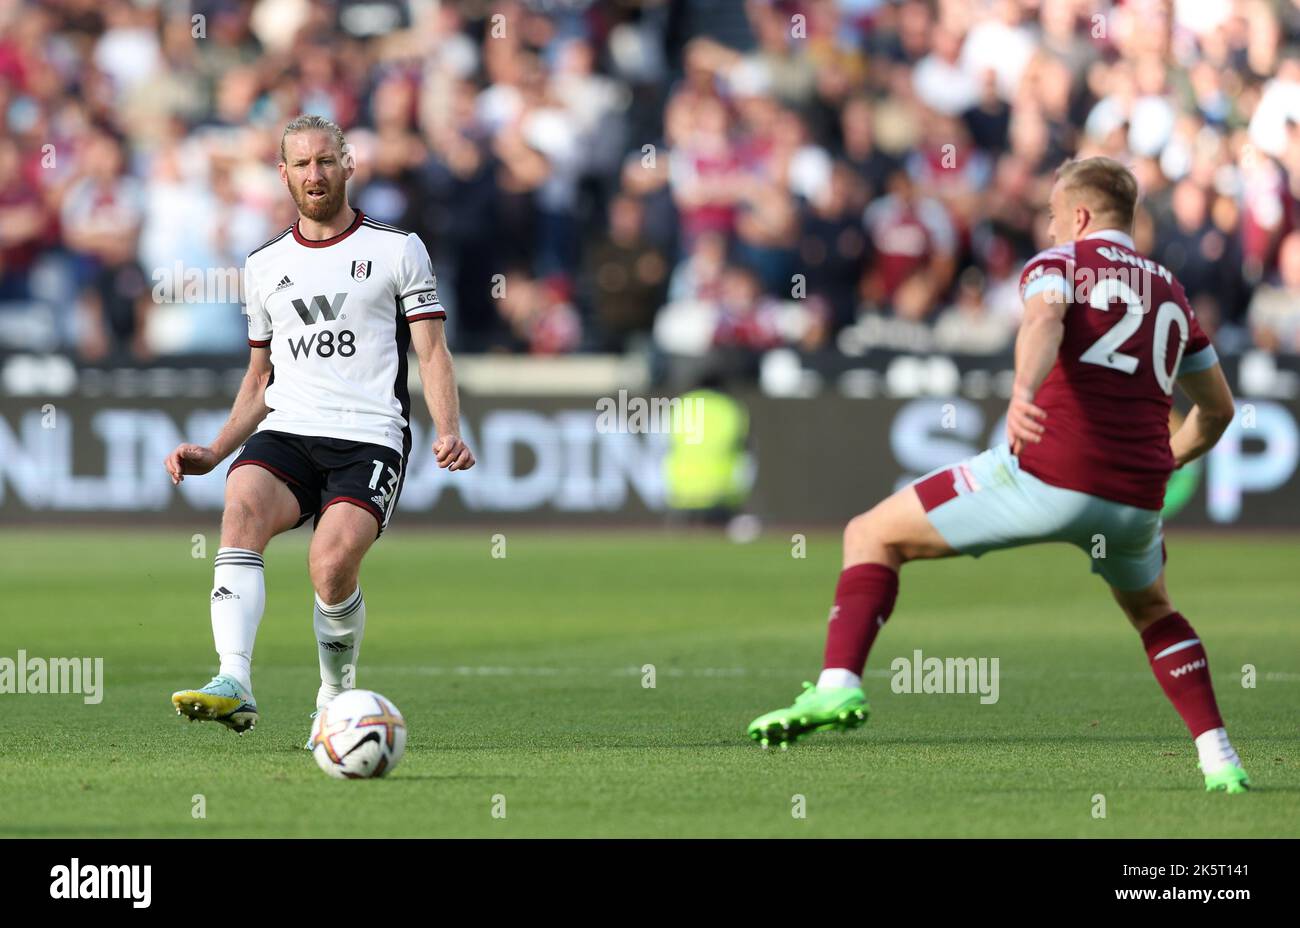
[163,116,474,734]
[748,157,1250,794]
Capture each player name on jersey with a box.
[1016,229,1219,510]
[1093,245,1174,284]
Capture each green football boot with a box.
[747,682,869,748]
[1204,763,1250,794]
[171,673,258,734]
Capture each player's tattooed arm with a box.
[1171,363,1235,468]
[1007,289,1067,455]
[164,348,273,484]
[410,318,475,472]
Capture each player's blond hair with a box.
[1056,157,1139,227]
[279,114,352,167]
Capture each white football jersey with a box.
[241,210,445,456]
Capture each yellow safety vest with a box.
[663,390,750,510]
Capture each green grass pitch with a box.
[0,528,1296,838]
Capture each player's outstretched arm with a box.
[410,318,475,472]
[164,347,273,484]
[1007,290,1067,455]
[1171,363,1235,468]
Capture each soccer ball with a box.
[309,689,407,780]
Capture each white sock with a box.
[1195,727,1241,774]
[817,668,862,690]
[314,587,365,709]
[211,547,265,692]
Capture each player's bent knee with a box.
[844,510,876,552]
[221,499,270,550]
[1112,582,1174,631]
[312,567,359,607]
[844,488,953,569]
[223,466,299,545]
[1124,603,1173,632]
[844,507,902,566]
[309,550,360,604]
[843,511,870,547]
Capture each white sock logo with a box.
[1169,658,1207,679]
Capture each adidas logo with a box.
[319,641,351,653]
[371,494,385,508]
[211,586,239,602]
[273,275,293,292]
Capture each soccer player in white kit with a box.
[164,115,475,733]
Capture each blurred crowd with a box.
[2,0,1300,367]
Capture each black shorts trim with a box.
[320,495,385,532]
[229,458,304,486]
[229,459,315,527]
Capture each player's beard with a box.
[290,175,347,223]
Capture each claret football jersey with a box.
[241,210,445,457]
[1016,229,1219,511]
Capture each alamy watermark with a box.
[0,650,104,704]
[890,648,1000,704]
[595,390,705,444]
[1035,253,1173,311]
[49,859,150,908]
[150,261,245,304]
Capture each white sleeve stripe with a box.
[1178,344,1219,376]
[1023,274,1067,299]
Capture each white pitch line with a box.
[378,666,1300,682]
[130,665,1300,681]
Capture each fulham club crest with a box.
[351,260,372,281]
